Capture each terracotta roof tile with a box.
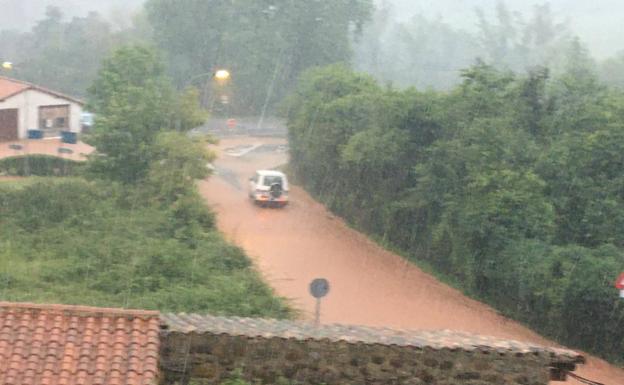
[0,302,160,385]
[0,77,29,100]
[0,76,84,104]
[161,313,584,365]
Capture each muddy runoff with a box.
[198,136,623,385]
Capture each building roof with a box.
[161,313,584,366]
[0,76,84,105]
[0,302,160,385]
[0,77,29,101]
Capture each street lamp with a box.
[212,69,232,115]
[185,69,231,89]
[214,69,231,82]
[184,69,232,113]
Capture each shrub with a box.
[0,155,84,176]
[0,178,291,318]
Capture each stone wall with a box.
[160,333,552,385]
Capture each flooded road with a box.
[199,136,623,385]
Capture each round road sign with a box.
[309,278,330,299]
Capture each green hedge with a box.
[0,155,84,176]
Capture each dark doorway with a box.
[0,108,18,141]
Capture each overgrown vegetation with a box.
[0,178,289,317]
[85,44,208,183]
[0,45,291,318]
[287,62,624,361]
[0,155,83,176]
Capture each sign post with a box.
[615,272,624,298]
[309,278,330,327]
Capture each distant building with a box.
[0,76,84,141]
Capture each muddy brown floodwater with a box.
[199,136,624,385]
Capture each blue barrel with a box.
[61,131,77,144]
[27,129,43,139]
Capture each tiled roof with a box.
[0,76,84,104]
[0,302,160,385]
[161,313,584,365]
[0,77,29,101]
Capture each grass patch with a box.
[0,178,291,318]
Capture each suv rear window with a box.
[263,176,283,186]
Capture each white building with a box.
[0,76,84,141]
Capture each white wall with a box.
[0,89,83,139]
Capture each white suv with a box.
[249,170,289,207]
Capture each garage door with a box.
[0,109,18,141]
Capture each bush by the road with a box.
[0,178,291,317]
[0,155,84,177]
[287,64,624,362]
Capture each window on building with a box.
[39,105,69,130]
[55,117,66,128]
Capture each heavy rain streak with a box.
[0,1,623,385]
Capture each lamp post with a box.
[185,69,231,113]
[186,69,231,87]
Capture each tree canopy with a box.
[86,45,207,183]
[145,0,373,114]
[287,62,624,362]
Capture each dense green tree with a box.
[512,66,551,138]
[538,124,624,247]
[86,45,175,183]
[86,45,207,183]
[599,51,624,89]
[0,178,291,318]
[145,131,214,204]
[287,63,624,362]
[145,0,373,115]
[547,38,607,135]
